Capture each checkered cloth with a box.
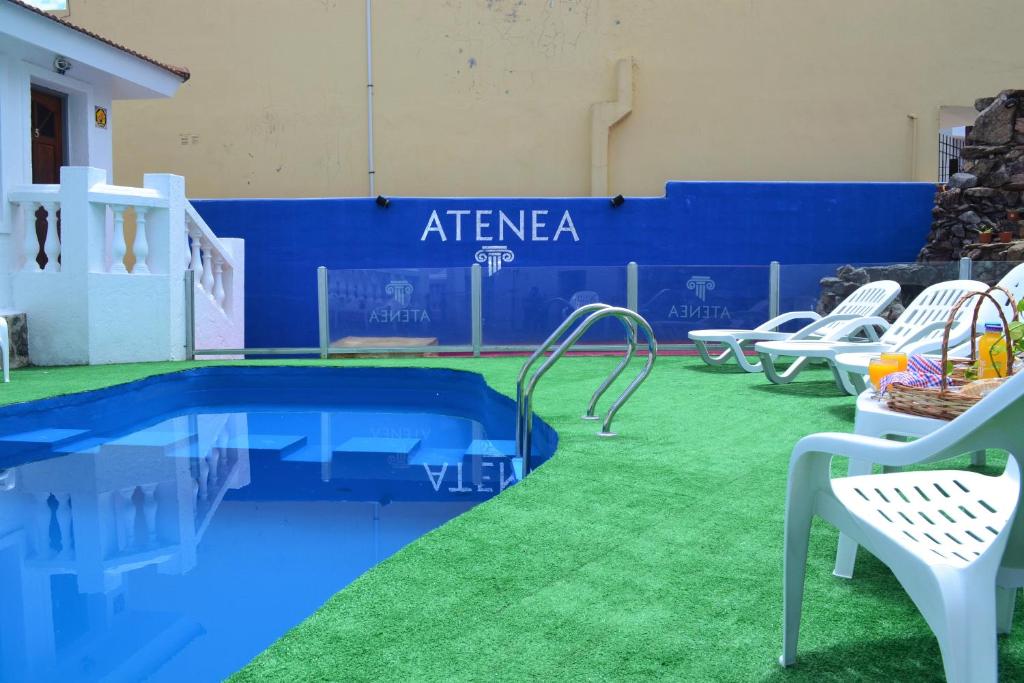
[879,354,946,394]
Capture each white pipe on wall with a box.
[365,0,376,196]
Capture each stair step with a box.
[331,437,421,478]
[333,437,421,462]
[103,430,197,456]
[464,439,516,457]
[0,428,92,466]
[0,428,90,448]
[223,433,307,457]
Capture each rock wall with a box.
[817,262,1020,320]
[919,89,1024,262]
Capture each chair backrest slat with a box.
[812,280,901,338]
[881,280,989,349]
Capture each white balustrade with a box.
[118,487,137,551]
[133,207,150,274]
[200,242,214,293]
[189,226,204,283]
[185,202,235,318]
[41,202,60,272]
[213,257,226,306]
[140,483,159,546]
[34,492,53,556]
[21,202,41,272]
[110,205,128,273]
[54,493,73,558]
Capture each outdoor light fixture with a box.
[609,194,625,208]
[53,55,72,75]
[375,195,390,208]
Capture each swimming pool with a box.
[0,366,558,682]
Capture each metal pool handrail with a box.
[514,304,640,455]
[517,307,657,473]
[516,303,618,450]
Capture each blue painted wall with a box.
[193,181,934,348]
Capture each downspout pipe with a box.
[365,0,376,196]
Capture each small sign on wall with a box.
[94,106,107,129]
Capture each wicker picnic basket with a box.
[885,286,1019,421]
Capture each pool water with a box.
[0,367,557,682]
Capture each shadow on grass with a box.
[759,635,947,682]
[681,363,750,375]
[826,403,856,423]
[748,381,849,399]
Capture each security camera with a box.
[53,55,72,75]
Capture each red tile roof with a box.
[5,0,190,82]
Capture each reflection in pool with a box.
[0,367,557,682]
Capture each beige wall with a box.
[67,0,1024,198]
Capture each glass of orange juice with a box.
[868,356,901,395]
[880,352,908,372]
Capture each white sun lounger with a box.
[831,263,1024,393]
[755,280,990,395]
[688,280,901,372]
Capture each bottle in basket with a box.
[978,322,1009,378]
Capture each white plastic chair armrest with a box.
[894,319,970,353]
[789,314,888,342]
[753,310,821,332]
[815,315,891,342]
[791,430,964,470]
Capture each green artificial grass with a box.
[6,357,1022,681]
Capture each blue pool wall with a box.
[0,367,558,473]
[192,181,935,348]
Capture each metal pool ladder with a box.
[515,304,658,474]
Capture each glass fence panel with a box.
[780,262,962,318]
[637,265,771,344]
[327,267,472,347]
[481,265,628,345]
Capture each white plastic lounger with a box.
[688,280,901,372]
[780,369,1024,682]
[755,280,989,395]
[831,263,1024,393]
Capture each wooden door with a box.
[30,89,64,268]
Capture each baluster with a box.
[198,455,210,501]
[207,447,221,488]
[201,243,215,293]
[22,202,41,271]
[140,484,158,546]
[34,493,54,556]
[111,205,128,273]
[213,257,226,307]
[42,202,60,272]
[133,207,150,274]
[189,226,204,284]
[119,487,137,550]
[55,494,73,558]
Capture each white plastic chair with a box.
[688,280,901,373]
[756,280,989,395]
[0,317,8,383]
[780,370,1024,682]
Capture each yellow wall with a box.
[68,0,1024,198]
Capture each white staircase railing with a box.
[185,201,235,316]
[5,166,244,365]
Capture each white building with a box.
[0,0,243,366]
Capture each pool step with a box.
[332,437,422,477]
[0,428,91,466]
[463,439,519,485]
[102,430,198,457]
[222,433,307,458]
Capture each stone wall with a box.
[920,89,1024,261]
[2,314,29,369]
